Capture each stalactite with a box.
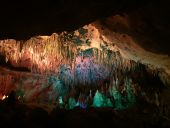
[1,26,166,109]
[124,77,135,107]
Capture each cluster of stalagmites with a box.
[47,76,136,110]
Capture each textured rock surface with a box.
[0,22,169,110]
[0,1,170,117]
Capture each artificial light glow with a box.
[1,95,8,100]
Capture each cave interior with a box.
[0,0,170,127]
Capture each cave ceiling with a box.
[0,0,170,55]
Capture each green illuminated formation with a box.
[93,90,105,107]
[59,96,64,104]
[110,85,125,110]
[68,97,77,110]
[93,90,113,108]
[106,98,113,107]
[59,96,64,108]
[108,77,136,110]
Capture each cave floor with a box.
[0,100,170,128]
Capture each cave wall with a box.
[0,24,169,111]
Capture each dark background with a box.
[0,0,170,54]
[0,0,155,39]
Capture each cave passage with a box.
[0,30,165,111]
